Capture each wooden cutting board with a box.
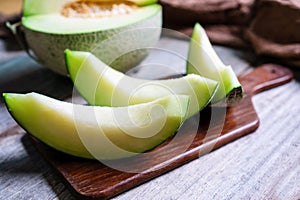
[31,64,293,199]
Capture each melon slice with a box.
[22,0,162,75]
[187,23,243,105]
[4,93,189,160]
[65,50,218,118]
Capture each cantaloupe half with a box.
[4,93,189,160]
[65,50,219,118]
[187,23,243,105]
[22,0,162,75]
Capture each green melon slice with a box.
[65,50,219,118]
[187,23,243,105]
[4,93,189,160]
[22,0,162,75]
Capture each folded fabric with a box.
[159,0,254,26]
[160,0,300,67]
[245,0,300,67]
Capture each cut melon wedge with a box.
[65,50,219,118]
[4,93,189,160]
[187,23,243,105]
[21,0,162,75]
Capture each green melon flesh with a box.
[23,4,160,34]
[4,93,189,160]
[187,23,243,105]
[23,0,158,16]
[22,0,162,75]
[65,50,218,118]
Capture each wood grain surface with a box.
[1,36,300,200]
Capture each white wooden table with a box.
[0,35,299,199]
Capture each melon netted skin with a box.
[23,11,162,75]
